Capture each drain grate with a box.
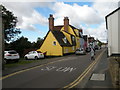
[90,74,105,81]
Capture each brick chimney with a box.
[48,14,54,30]
[64,17,69,32]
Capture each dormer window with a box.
[53,41,56,45]
[63,37,67,43]
[72,36,75,41]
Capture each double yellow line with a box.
[63,49,105,89]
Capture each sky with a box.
[1,0,119,43]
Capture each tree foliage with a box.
[1,5,21,42]
[5,37,43,57]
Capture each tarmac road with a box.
[2,49,104,88]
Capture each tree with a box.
[32,37,43,49]
[7,36,32,57]
[1,5,21,42]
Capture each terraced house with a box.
[37,14,83,56]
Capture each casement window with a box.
[53,41,56,45]
[63,37,67,43]
[72,36,75,41]
[72,46,75,51]
[65,49,68,53]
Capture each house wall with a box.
[76,37,80,49]
[63,46,76,54]
[61,26,76,36]
[118,9,120,54]
[107,9,119,56]
[37,31,63,56]
[61,26,80,50]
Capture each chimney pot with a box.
[64,17,69,32]
[48,14,54,30]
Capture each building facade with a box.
[105,7,120,56]
[37,14,82,56]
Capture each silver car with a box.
[75,48,86,55]
[4,50,20,63]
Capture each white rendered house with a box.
[105,6,120,56]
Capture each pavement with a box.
[2,48,114,88]
[82,49,114,88]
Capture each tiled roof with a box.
[51,30,72,47]
[54,25,63,31]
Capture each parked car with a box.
[95,45,99,50]
[75,48,86,55]
[24,51,44,60]
[4,50,20,63]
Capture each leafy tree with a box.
[7,36,32,57]
[32,37,43,49]
[1,5,21,42]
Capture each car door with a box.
[28,51,34,59]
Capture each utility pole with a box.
[0,5,4,70]
[0,5,3,90]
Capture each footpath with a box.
[80,49,114,88]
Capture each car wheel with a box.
[35,56,38,60]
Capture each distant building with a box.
[37,14,83,56]
[83,35,88,51]
[105,7,120,56]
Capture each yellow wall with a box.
[76,37,80,49]
[61,26,76,36]
[61,26,80,50]
[63,46,76,54]
[37,31,63,56]
[74,29,79,36]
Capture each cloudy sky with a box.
[1,0,119,43]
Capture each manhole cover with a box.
[90,74,105,81]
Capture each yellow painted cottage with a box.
[37,14,82,56]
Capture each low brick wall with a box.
[109,57,120,88]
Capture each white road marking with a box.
[41,66,76,73]
[90,74,105,81]
[41,66,56,71]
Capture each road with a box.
[2,48,105,88]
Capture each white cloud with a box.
[2,1,119,43]
[52,2,103,27]
[83,23,107,42]
[2,2,51,31]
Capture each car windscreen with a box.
[8,51,17,54]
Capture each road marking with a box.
[41,66,57,71]
[90,74,105,81]
[56,67,76,72]
[41,66,76,73]
[63,49,105,89]
[0,57,77,80]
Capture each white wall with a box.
[107,9,120,56]
[118,9,120,54]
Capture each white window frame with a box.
[72,36,75,41]
[72,46,75,51]
[63,37,67,43]
[53,41,56,46]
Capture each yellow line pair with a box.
[63,50,105,89]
